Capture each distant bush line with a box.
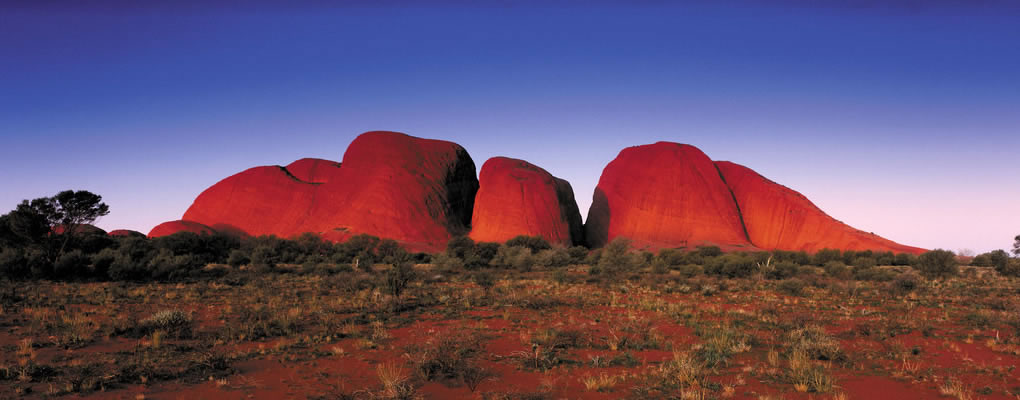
[3,225,1019,283]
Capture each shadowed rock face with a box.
[585,142,752,250]
[715,161,925,254]
[148,220,215,238]
[470,157,584,246]
[177,131,478,252]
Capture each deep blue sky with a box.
[2,1,1018,253]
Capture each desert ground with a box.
[3,256,1019,400]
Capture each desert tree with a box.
[5,197,57,246]
[5,190,109,260]
[1013,235,1020,257]
[50,190,110,257]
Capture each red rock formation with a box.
[179,131,478,252]
[285,158,343,183]
[148,220,215,238]
[585,142,753,250]
[469,157,583,246]
[181,165,320,237]
[108,229,145,238]
[715,161,924,254]
[52,224,106,235]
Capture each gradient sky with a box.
[2,1,1018,253]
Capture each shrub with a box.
[823,261,850,279]
[913,249,958,278]
[147,248,200,280]
[674,264,703,278]
[405,329,486,383]
[853,266,896,282]
[984,250,1013,275]
[566,246,589,265]
[446,235,476,260]
[875,251,895,266]
[682,251,705,266]
[491,245,534,271]
[505,235,552,253]
[696,246,722,258]
[54,249,91,279]
[472,242,501,268]
[797,265,819,276]
[534,248,571,268]
[705,253,755,278]
[778,278,807,296]
[140,309,193,339]
[0,246,29,278]
[377,239,411,265]
[772,250,811,265]
[472,270,497,292]
[151,231,238,265]
[584,248,602,266]
[597,237,641,273]
[27,248,53,278]
[998,258,1020,277]
[852,257,877,269]
[813,249,842,266]
[95,237,152,280]
[431,252,465,272]
[787,325,843,362]
[767,261,800,280]
[656,248,685,266]
[227,249,250,267]
[444,237,497,269]
[383,262,416,298]
[108,254,145,281]
[893,253,916,266]
[332,234,381,265]
[890,272,921,295]
[90,248,117,278]
[651,257,670,274]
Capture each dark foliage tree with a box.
[987,250,1009,271]
[0,214,19,247]
[5,190,109,260]
[5,198,56,246]
[51,191,110,256]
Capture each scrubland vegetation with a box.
[3,192,1020,398]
